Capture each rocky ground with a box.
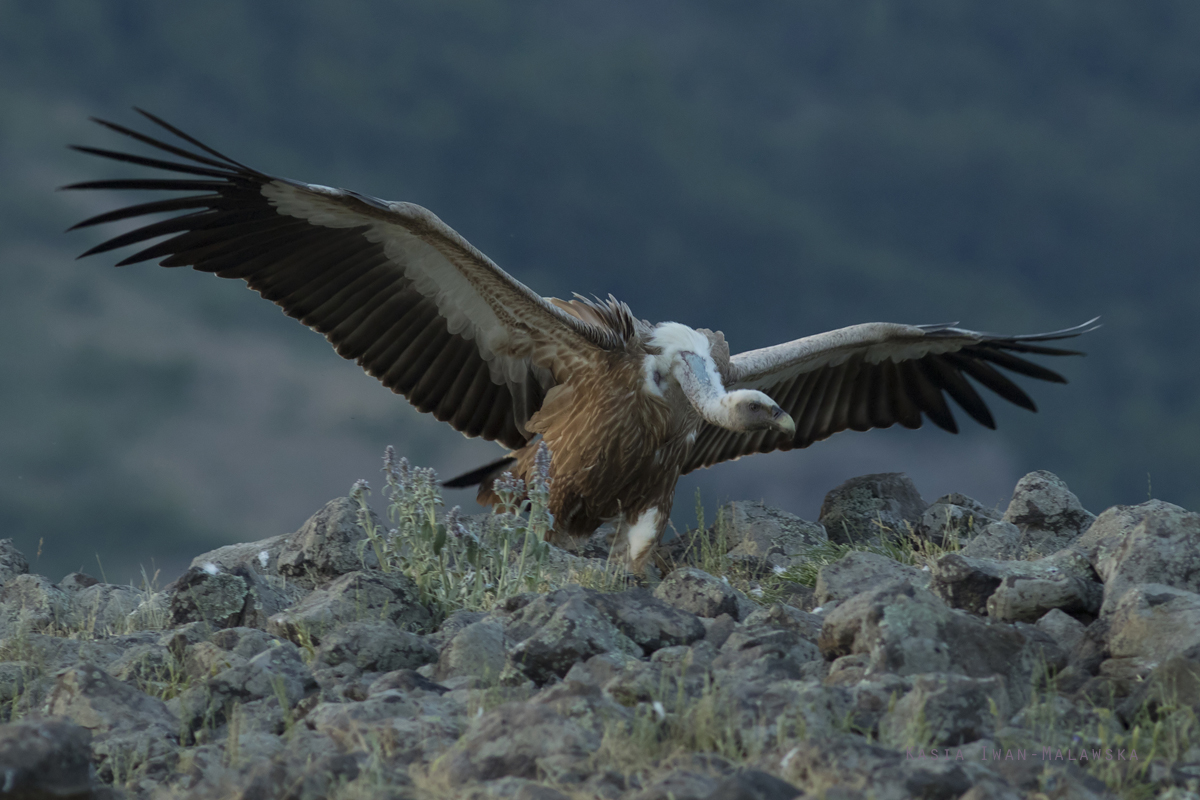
[2,469,1200,800]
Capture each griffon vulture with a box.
[67,111,1096,571]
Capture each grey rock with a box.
[179,640,249,682]
[633,766,721,800]
[436,618,509,683]
[105,641,173,687]
[67,581,145,635]
[880,673,1011,747]
[742,603,823,643]
[1108,584,1200,662]
[726,679,853,744]
[0,538,29,586]
[1035,608,1088,658]
[209,625,279,660]
[959,520,1024,560]
[655,567,741,619]
[45,663,179,782]
[276,496,382,587]
[531,679,634,738]
[703,769,802,800]
[588,587,706,653]
[189,531,288,578]
[846,673,912,738]
[1079,500,1200,616]
[368,668,449,696]
[58,571,101,591]
[818,583,1037,707]
[929,553,1007,615]
[777,735,977,800]
[1002,470,1096,556]
[167,565,253,629]
[819,472,927,546]
[509,594,642,684]
[316,619,436,672]
[718,500,829,568]
[170,641,317,742]
[430,702,600,786]
[714,624,822,683]
[814,551,925,606]
[0,574,70,631]
[917,493,1003,547]
[307,690,464,766]
[1115,655,1200,727]
[985,548,1102,622]
[268,569,431,643]
[0,718,94,799]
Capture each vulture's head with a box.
[719,390,795,435]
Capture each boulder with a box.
[819,473,927,546]
[1001,471,1095,556]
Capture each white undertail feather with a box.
[626,508,661,564]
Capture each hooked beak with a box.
[773,407,796,437]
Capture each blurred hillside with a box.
[1,1,1197,583]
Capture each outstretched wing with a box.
[682,319,1098,473]
[66,110,629,449]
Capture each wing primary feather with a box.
[901,360,957,433]
[67,195,225,230]
[944,352,1037,412]
[922,356,995,429]
[971,347,1068,383]
[67,145,236,180]
[133,108,256,170]
[887,360,923,429]
[87,115,245,170]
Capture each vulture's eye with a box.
[748,402,761,412]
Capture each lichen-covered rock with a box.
[713,623,822,684]
[1002,471,1096,555]
[268,569,431,643]
[509,594,642,684]
[167,565,254,629]
[655,566,741,619]
[818,584,1037,707]
[276,496,382,586]
[819,473,927,545]
[1078,500,1200,616]
[959,519,1024,560]
[929,553,1008,615]
[588,587,707,653]
[880,673,1011,748]
[170,641,318,742]
[1035,608,1088,656]
[1115,654,1200,727]
[918,493,1004,547]
[0,539,30,587]
[985,549,1102,622]
[718,500,829,568]
[66,581,146,634]
[0,573,70,631]
[430,702,600,786]
[1107,584,1200,662]
[45,663,180,782]
[315,619,436,672]
[705,769,803,800]
[436,617,509,683]
[814,551,925,607]
[0,718,94,799]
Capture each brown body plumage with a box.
[67,111,1097,571]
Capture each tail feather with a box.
[442,456,517,489]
